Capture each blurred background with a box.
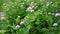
[0,0,60,34]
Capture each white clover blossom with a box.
[53,23,58,26]
[48,12,51,15]
[30,2,35,8]
[20,2,25,6]
[30,2,34,5]
[14,25,20,29]
[46,2,50,6]
[24,16,28,19]
[46,2,52,6]
[46,4,49,6]
[46,3,49,6]
[20,21,24,25]
[27,7,32,11]
[0,12,5,21]
[26,7,34,12]
[30,2,38,9]
[50,1,52,3]
[26,2,35,12]
[18,16,20,18]
[30,9,34,12]
[55,13,60,17]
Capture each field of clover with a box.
[0,0,60,34]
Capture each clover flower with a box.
[1,16,5,21]
[55,13,60,17]
[14,25,20,29]
[0,12,5,21]
[26,7,32,11]
[46,3,49,6]
[30,2,35,8]
[53,23,58,26]
[20,2,25,6]
[18,16,20,18]
[26,7,34,12]
[30,9,34,12]
[48,12,51,15]
[20,21,24,27]
[24,16,28,19]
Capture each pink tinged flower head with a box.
[0,12,5,21]
[1,16,5,21]
[55,13,60,17]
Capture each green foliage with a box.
[0,0,60,34]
